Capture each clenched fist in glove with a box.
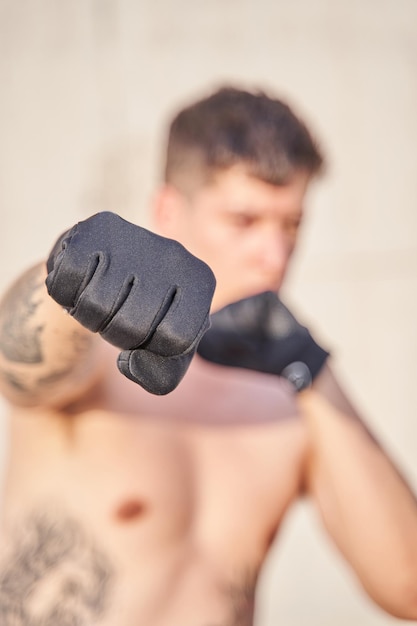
[46,211,216,395]
[197,291,329,391]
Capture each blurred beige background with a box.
[0,1,416,624]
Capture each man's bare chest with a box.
[6,403,305,539]
[2,403,306,626]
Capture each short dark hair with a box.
[163,86,324,196]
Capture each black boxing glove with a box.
[197,291,329,391]
[46,211,216,395]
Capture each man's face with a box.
[155,167,311,311]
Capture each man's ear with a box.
[151,185,188,238]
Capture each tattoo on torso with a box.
[0,509,258,626]
[0,511,114,625]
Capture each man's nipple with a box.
[114,498,148,522]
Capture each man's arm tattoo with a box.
[0,266,99,403]
[0,266,45,364]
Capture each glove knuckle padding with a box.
[46,211,216,394]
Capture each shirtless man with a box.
[0,86,416,626]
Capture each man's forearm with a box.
[300,387,417,619]
[0,263,103,408]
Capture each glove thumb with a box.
[117,349,194,395]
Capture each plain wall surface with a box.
[1,1,416,624]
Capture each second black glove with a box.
[197,291,329,391]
